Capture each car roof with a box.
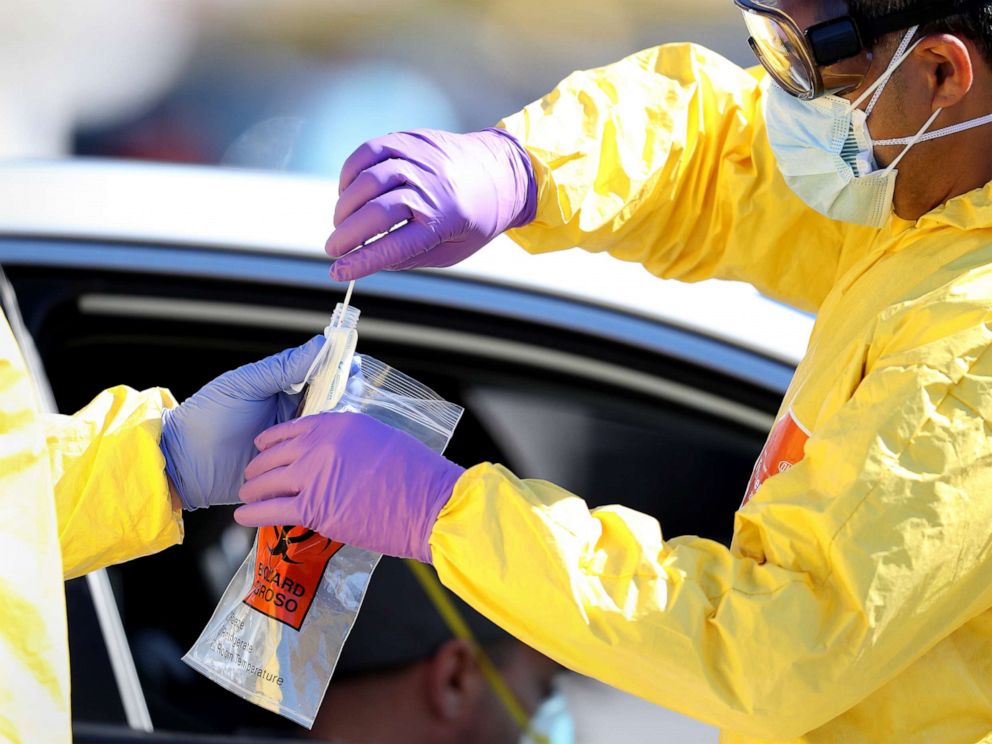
[0,159,811,365]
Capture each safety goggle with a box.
[734,0,991,99]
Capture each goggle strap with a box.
[405,560,549,744]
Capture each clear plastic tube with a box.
[297,302,359,416]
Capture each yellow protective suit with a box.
[430,44,992,743]
[0,314,182,743]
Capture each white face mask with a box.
[765,25,992,228]
[519,690,575,744]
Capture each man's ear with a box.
[424,639,486,724]
[915,34,975,110]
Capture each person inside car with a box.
[307,557,568,744]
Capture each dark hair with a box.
[850,0,992,62]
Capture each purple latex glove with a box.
[234,411,465,563]
[326,128,537,281]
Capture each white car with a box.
[0,160,811,743]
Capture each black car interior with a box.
[6,259,778,740]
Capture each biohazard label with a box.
[742,409,810,507]
[243,526,344,631]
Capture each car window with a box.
[9,255,776,739]
[464,382,761,544]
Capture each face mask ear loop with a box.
[882,107,944,174]
[908,114,992,145]
[866,30,921,116]
[847,26,921,115]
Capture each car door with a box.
[1,236,790,741]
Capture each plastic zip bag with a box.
[183,332,463,727]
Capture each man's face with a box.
[466,643,561,744]
[308,638,564,744]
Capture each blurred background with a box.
[2,0,751,172]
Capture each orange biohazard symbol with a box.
[268,526,334,564]
[243,525,344,630]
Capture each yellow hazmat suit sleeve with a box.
[44,385,184,580]
[498,43,868,314]
[430,301,992,740]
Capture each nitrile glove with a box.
[234,412,465,563]
[325,128,538,281]
[161,336,325,510]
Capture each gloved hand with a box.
[234,412,465,563]
[161,336,325,510]
[326,128,537,281]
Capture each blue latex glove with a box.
[325,128,537,281]
[234,412,465,563]
[161,336,325,510]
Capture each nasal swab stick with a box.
[337,280,356,327]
